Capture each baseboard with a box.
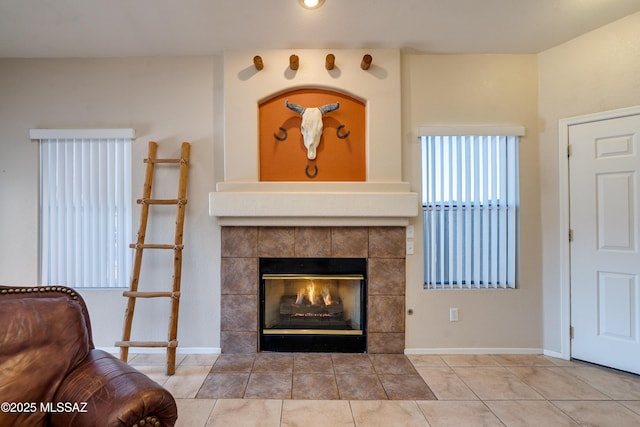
[100,346,556,358]
[404,347,543,355]
[97,346,221,355]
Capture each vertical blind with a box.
[421,135,519,289]
[34,130,133,288]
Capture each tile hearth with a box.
[196,353,436,401]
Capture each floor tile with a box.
[196,373,249,399]
[492,354,560,366]
[440,354,500,367]
[245,373,292,399]
[453,366,544,400]
[174,398,216,427]
[415,367,478,400]
[331,354,375,375]
[335,374,387,400]
[379,375,436,400]
[508,366,610,400]
[552,401,640,427]
[417,401,503,427]
[206,399,282,427]
[164,365,213,398]
[561,365,640,400]
[253,353,294,373]
[210,353,255,373]
[621,400,640,415]
[293,353,334,374]
[370,354,418,375]
[351,400,429,426]
[133,364,170,386]
[547,357,579,367]
[407,354,447,367]
[292,373,339,400]
[281,400,354,427]
[485,400,579,426]
[129,352,187,366]
[180,354,219,366]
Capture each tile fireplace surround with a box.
[221,226,406,354]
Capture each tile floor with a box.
[128,353,640,426]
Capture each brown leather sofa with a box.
[0,285,178,427]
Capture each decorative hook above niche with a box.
[325,54,335,70]
[289,54,299,71]
[361,54,372,70]
[253,55,264,70]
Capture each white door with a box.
[569,113,640,374]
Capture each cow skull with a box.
[285,99,340,160]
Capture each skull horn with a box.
[285,100,305,115]
[319,102,340,115]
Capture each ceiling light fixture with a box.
[299,0,325,10]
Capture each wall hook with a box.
[361,54,373,70]
[305,164,318,178]
[336,125,350,139]
[253,55,264,70]
[325,53,335,70]
[273,127,287,141]
[289,54,299,70]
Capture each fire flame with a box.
[295,280,334,306]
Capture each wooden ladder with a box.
[116,141,190,375]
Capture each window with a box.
[420,131,520,289]
[31,129,134,288]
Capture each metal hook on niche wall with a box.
[305,165,318,178]
[336,125,350,139]
[274,127,288,141]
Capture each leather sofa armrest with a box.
[50,350,177,427]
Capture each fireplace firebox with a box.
[259,258,367,353]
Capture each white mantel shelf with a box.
[209,182,419,226]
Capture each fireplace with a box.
[260,258,367,353]
[219,226,407,354]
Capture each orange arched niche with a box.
[259,88,366,181]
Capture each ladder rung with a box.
[129,244,184,250]
[115,340,178,348]
[137,198,187,205]
[123,291,180,299]
[144,158,185,164]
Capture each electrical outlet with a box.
[449,307,459,322]
[406,240,414,255]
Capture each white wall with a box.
[538,11,640,354]
[0,57,220,350]
[402,54,543,352]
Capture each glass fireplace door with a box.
[259,258,367,353]
[262,274,364,335]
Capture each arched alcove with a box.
[259,88,366,181]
